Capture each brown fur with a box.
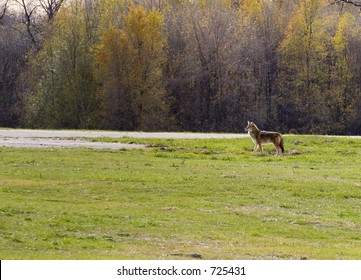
[245,121,284,156]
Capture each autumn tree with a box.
[165,1,249,131]
[96,4,170,131]
[96,26,136,130]
[277,0,333,133]
[3,0,361,134]
[328,11,357,133]
[24,0,99,128]
[0,14,29,126]
[236,0,291,129]
[0,0,37,126]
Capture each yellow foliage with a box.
[98,0,126,33]
[334,12,356,53]
[279,0,329,62]
[96,26,131,73]
[240,0,264,22]
[94,3,168,130]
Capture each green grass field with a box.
[1,135,361,259]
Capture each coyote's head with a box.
[245,121,256,132]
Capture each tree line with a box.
[1,0,361,134]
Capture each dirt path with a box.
[0,129,247,149]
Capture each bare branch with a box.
[39,0,66,20]
[13,0,41,47]
[0,0,9,22]
[330,0,361,7]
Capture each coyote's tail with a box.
[280,137,285,154]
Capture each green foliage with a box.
[1,135,361,259]
[24,3,98,129]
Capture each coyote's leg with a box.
[253,144,258,155]
[274,139,284,156]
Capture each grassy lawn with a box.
[1,135,361,259]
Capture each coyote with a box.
[245,121,284,156]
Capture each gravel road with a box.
[0,129,247,150]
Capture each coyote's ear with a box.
[247,121,250,125]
